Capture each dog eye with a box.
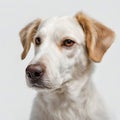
[62,39,75,47]
[35,37,41,46]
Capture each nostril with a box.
[34,70,44,77]
[26,71,32,78]
[26,66,33,79]
[34,71,41,77]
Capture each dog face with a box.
[19,12,114,90]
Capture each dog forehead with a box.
[41,16,78,27]
[37,16,85,43]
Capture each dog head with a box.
[19,12,115,91]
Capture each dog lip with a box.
[32,83,51,89]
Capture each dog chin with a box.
[31,83,52,89]
[26,78,64,91]
[33,84,64,93]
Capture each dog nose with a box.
[26,64,45,82]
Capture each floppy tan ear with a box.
[19,19,41,60]
[76,12,115,62]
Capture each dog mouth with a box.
[31,83,52,89]
[26,76,51,89]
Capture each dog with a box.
[19,12,115,120]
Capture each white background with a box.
[0,0,119,120]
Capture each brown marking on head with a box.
[19,19,41,59]
[75,12,115,62]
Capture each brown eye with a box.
[35,37,41,45]
[62,39,75,47]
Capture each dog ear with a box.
[76,12,115,62]
[19,19,41,60]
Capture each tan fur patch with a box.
[76,12,115,62]
[19,19,41,59]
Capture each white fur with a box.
[26,17,109,120]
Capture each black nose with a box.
[26,64,45,83]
